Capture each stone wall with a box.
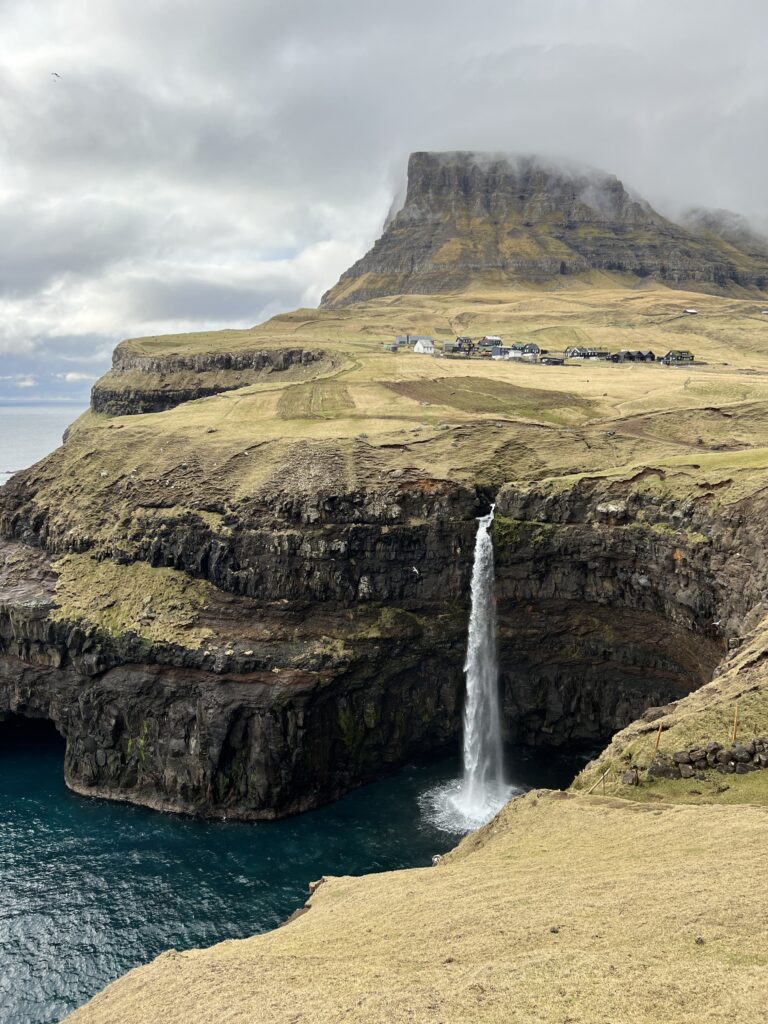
[642,738,768,782]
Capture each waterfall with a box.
[458,505,505,813]
[418,504,517,833]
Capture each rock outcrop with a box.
[91,345,329,415]
[321,152,768,305]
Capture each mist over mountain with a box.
[680,207,768,258]
[322,152,768,306]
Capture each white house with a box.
[506,342,541,361]
[396,334,433,348]
[413,338,435,355]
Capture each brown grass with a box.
[65,790,768,1024]
[383,375,595,424]
[277,380,355,419]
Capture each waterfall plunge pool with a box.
[0,715,592,1024]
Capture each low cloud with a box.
[55,372,98,382]
[0,374,38,389]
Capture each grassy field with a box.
[116,281,768,365]
[66,788,768,1024]
[277,379,356,419]
[16,280,768,586]
[101,283,768,445]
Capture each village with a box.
[384,332,696,366]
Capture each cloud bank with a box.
[1,0,767,399]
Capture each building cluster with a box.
[384,335,695,366]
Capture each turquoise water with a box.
[0,405,589,1023]
[0,719,587,1023]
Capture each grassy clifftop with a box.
[11,282,767,571]
[65,787,768,1024]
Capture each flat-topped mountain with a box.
[321,151,768,305]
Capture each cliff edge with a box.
[64,784,768,1023]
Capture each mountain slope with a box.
[321,152,768,306]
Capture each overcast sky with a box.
[1,0,767,401]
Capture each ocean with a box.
[0,404,84,484]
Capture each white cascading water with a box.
[456,505,506,816]
[420,505,517,833]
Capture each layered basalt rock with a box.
[2,456,766,818]
[321,152,768,305]
[491,486,742,746]
[91,345,329,416]
[0,477,478,818]
[1,599,465,819]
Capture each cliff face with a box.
[2,459,764,817]
[91,345,330,416]
[4,152,768,821]
[0,481,478,819]
[321,152,768,305]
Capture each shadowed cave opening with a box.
[466,736,601,791]
[0,713,64,756]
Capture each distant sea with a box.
[0,403,85,483]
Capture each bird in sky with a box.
[51,72,60,78]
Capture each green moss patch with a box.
[491,514,560,554]
[51,554,215,649]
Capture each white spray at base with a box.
[419,505,518,834]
